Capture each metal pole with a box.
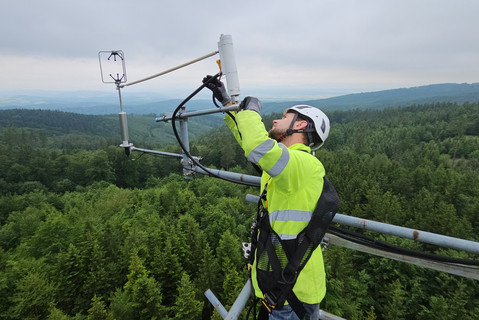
[333,213,479,255]
[192,166,261,186]
[244,195,479,254]
[120,51,218,88]
[130,147,184,158]
[179,107,194,178]
[319,309,347,320]
[225,279,252,320]
[205,289,228,318]
[117,84,133,153]
[127,146,260,184]
[119,112,132,149]
[155,105,241,122]
[116,84,124,112]
[205,279,346,320]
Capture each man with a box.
[204,76,337,320]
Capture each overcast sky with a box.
[1,0,478,99]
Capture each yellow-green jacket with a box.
[225,109,326,304]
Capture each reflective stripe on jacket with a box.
[225,110,327,304]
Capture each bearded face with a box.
[268,126,285,141]
[268,112,296,142]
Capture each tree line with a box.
[0,102,478,319]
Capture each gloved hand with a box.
[239,96,262,114]
[202,75,231,106]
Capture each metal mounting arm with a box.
[155,105,241,122]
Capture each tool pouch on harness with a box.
[253,177,340,318]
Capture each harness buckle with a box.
[262,292,278,313]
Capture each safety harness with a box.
[250,176,340,319]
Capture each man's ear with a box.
[294,120,308,130]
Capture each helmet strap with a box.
[279,113,298,141]
[307,132,314,149]
[279,113,316,151]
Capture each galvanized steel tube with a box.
[333,213,479,255]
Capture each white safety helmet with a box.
[284,105,330,150]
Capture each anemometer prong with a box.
[107,50,123,62]
[110,73,125,83]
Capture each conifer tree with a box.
[215,230,244,278]
[176,213,209,279]
[382,279,407,320]
[110,251,165,320]
[47,305,71,320]
[150,236,183,307]
[196,241,221,298]
[222,262,245,308]
[87,295,113,320]
[171,272,203,320]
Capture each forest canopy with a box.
[0,102,478,319]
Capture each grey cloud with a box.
[1,0,478,92]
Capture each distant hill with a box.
[1,83,479,116]
[0,109,222,148]
[0,90,213,116]
[261,82,479,113]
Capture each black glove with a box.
[202,75,231,106]
[239,96,262,114]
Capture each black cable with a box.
[128,152,146,161]
[171,73,260,187]
[329,226,479,266]
[245,299,256,320]
[328,225,479,267]
[211,90,241,133]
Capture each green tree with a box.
[381,279,407,320]
[84,150,115,184]
[87,295,113,320]
[47,305,71,320]
[171,272,203,320]
[216,230,244,278]
[111,251,165,320]
[176,213,209,279]
[0,205,46,250]
[55,243,83,314]
[195,242,221,303]
[150,236,183,308]
[8,271,57,320]
[222,263,245,308]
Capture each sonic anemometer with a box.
[98,35,260,185]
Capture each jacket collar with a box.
[285,143,311,153]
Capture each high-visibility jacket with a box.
[225,110,327,304]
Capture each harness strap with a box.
[260,217,306,318]
[256,178,340,319]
